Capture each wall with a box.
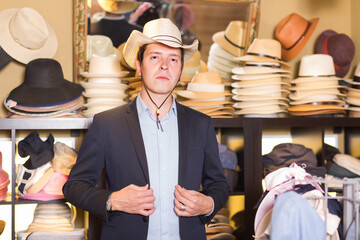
[0,0,73,118]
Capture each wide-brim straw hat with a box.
[80,81,129,90]
[289,89,345,100]
[0,7,58,64]
[180,99,233,107]
[209,43,238,63]
[235,38,290,68]
[232,66,291,75]
[231,78,290,88]
[232,94,289,102]
[212,21,246,57]
[232,73,291,81]
[315,30,355,78]
[97,0,140,14]
[123,18,198,69]
[234,105,287,115]
[275,13,319,61]
[233,100,289,109]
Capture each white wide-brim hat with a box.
[233,101,289,109]
[232,66,291,75]
[231,73,291,81]
[0,7,58,64]
[234,105,287,115]
[289,89,345,100]
[180,99,233,107]
[80,81,129,90]
[231,79,290,88]
[232,94,289,102]
[123,18,198,69]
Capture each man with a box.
[63,18,229,240]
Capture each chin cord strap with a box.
[141,75,179,132]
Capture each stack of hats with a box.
[206,208,236,240]
[208,21,247,85]
[0,152,10,201]
[178,50,208,88]
[80,54,129,117]
[344,63,360,117]
[275,13,319,61]
[315,30,355,78]
[4,59,84,118]
[175,71,234,118]
[287,54,347,116]
[0,7,58,68]
[231,39,291,117]
[16,132,77,201]
[17,203,85,240]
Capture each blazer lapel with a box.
[177,102,189,186]
[125,99,150,184]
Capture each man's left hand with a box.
[174,185,213,217]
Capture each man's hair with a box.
[137,44,185,69]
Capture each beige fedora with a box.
[212,21,246,57]
[235,38,290,68]
[0,7,58,64]
[86,35,121,62]
[123,18,198,69]
[82,54,129,78]
[97,0,140,14]
[232,87,290,96]
[294,54,338,79]
[276,13,319,61]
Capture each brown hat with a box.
[275,13,319,61]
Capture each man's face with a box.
[136,43,182,96]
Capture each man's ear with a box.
[135,60,141,75]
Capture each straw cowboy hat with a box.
[315,30,355,78]
[123,18,198,70]
[275,13,319,61]
[212,21,246,57]
[0,7,58,64]
[97,0,140,14]
[235,38,290,68]
[81,54,129,78]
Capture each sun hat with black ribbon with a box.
[0,7,58,64]
[123,18,198,70]
[6,58,82,107]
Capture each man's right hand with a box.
[109,184,155,216]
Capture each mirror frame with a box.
[73,0,261,83]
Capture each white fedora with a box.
[123,18,198,69]
[81,54,129,78]
[87,77,122,84]
[232,88,290,96]
[294,54,338,79]
[233,105,287,115]
[235,38,290,68]
[86,35,121,62]
[0,7,58,64]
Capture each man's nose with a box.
[160,59,168,70]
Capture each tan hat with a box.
[81,54,129,78]
[275,13,319,61]
[123,18,198,69]
[52,142,77,176]
[97,0,140,14]
[26,203,75,233]
[0,7,58,64]
[212,21,246,57]
[235,38,290,68]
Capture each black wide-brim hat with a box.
[7,58,82,106]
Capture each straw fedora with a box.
[97,0,140,14]
[293,54,338,80]
[212,21,246,57]
[123,18,198,69]
[81,54,129,78]
[275,13,319,61]
[86,35,121,62]
[235,38,290,68]
[0,7,58,64]
[315,30,355,78]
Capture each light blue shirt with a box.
[137,95,181,240]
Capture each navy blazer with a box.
[63,99,229,240]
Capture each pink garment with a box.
[254,163,324,232]
[20,172,68,201]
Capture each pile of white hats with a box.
[208,21,246,86]
[287,54,347,116]
[231,39,292,117]
[176,71,234,118]
[80,54,129,117]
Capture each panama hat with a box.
[275,13,319,61]
[289,98,346,106]
[81,54,129,78]
[0,7,58,64]
[235,38,290,68]
[212,21,246,57]
[123,18,198,69]
[86,35,121,62]
[315,30,355,78]
[97,0,140,14]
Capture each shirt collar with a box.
[136,94,177,118]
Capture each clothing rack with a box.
[293,177,360,240]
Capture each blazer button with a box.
[143,216,148,223]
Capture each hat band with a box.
[297,74,336,78]
[322,38,342,70]
[152,35,183,46]
[311,101,342,106]
[245,63,281,69]
[284,21,312,51]
[224,34,244,49]
[246,52,281,61]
